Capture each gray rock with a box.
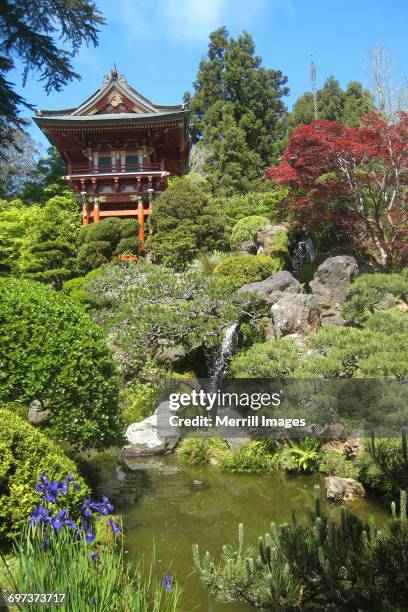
[310,256,359,307]
[325,476,365,501]
[122,401,180,456]
[27,400,49,426]
[155,342,186,366]
[255,224,289,256]
[238,271,301,301]
[238,240,257,254]
[271,294,320,337]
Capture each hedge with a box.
[0,278,122,448]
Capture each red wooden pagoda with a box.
[34,66,190,245]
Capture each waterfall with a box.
[210,323,239,387]
[292,238,316,272]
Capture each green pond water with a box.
[87,452,389,612]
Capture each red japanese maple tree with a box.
[266,113,408,268]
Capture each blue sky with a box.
[11,0,408,150]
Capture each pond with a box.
[86,452,390,612]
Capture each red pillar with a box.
[138,197,145,250]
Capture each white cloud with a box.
[161,0,227,41]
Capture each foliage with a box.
[194,486,408,610]
[319,449,359,479]
[120,359,163,427]
[82,263,243,378]
[186,27,289,193]
[63,268,104,305]
[176,435,229,465]
[215,440,277,473]
[290,76,375,128]
[187,250,227,275]
[0,198,39,274]
[18,195,81,289]
[0,129,40,198]
[230,216,270,250]
[147,177,228,270]
[341,271,408,323]
[358,431,408,500]
[214,188,289,231]
[278,438,321,473]
[229,339,299,378]
[21,147,71,204]
[267,113,408,268]
[0,0,104,150]
[0,194,80,285]
[297,319,408,377]
[0,410,88,541]
[77,218,140,272]
[214,254,284,289]
[3,523,181,611]
[0,277,121,448]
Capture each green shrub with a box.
[358,433,408,499]
[77,218,140,272]
[230,216,270,250]
[147,177,228,270]
[0,278,122,448]
[216,439,277,473]
[278,438,321,473]
[214,254,284,289]
[342,271,408,324]
[176,435,229,465]
[229,339,299,377]
[319,449,359,479]
[121,384,157,427]
[63,268,103,304]
[0,409,88,541]
[297,323,408,378]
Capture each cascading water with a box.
[210,323,239,388]
[292,237,316,272]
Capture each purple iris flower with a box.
[29,505,51,527]
[160,576,173,592]
[108,517,120,535]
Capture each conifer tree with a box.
[186,27,289,194]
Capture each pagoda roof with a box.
[33,65,187,126]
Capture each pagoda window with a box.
[125,154,139,172]
[97,154,113,173]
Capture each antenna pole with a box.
[310,53,318,120]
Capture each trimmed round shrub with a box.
[0,278,122,448]
[77,218,140,271]
[230,215,270,250]
[214,254,284,289]
[0,408,89,540]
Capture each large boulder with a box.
[271,294,320,337]
[310,256,359,308]
[122,402,180,456]
[238,271,301,302]
[255,224,289,257]
[325,476,365,501]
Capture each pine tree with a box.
[187,27,289,194]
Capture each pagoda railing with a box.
[68,161,165,175]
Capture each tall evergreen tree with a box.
[186,27,289,194]
[290,76,374,128]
